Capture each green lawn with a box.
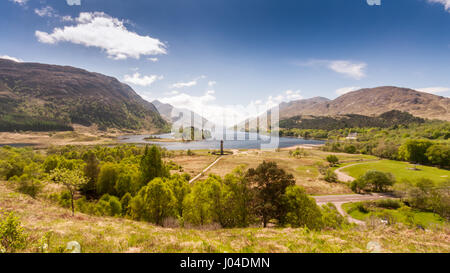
[341,160,450,184]
[342,202,446,227]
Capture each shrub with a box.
[16,178,43,198]
[355,202,370,213]
[0,210,27,253]
[324,169,338,183]
[321,203,347,229]
[96,194,122,216]
[326,155,339,166]
[374,210,397,225]
[375,199,401,209]
[58,191,72,208]
[120,193,132,216]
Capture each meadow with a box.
[342,202,446,228]
[341,160,450,185]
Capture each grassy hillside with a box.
[0,59,167,132]
[1,182,449,253]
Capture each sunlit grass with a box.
[342,160,450,184]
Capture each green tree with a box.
[82,151,100,197]
[183,179,214,226]
[326,155,339,167]
[120,193,133,216]
[282,186,323,229]
[139,145,168,187]
[426,144,450,168]
[398,139,433,164]
[351,170,395,193]
[167,174,190,217]
[130,178,175,225]
[96,163,120,196]
[114,166,140,197]
[246,161,296,227]
[49,168,88,216]
[223,166,254,227]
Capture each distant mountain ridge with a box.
[0,59,167,132]
[279,86,450,121]
[152,99,213,129]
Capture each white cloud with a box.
[427,0,450,12]
[298,59,367,79]
[123,73,163,87]
[61,16,74,22]
[35,6,56,17]
[35,12,167,60]
[153,89,301,126]
[10,0,28,6]
[33,5,74,22]
[336,86,361,95]
[208,81,217,87]
[171,76,206,89]
[417,86,450,94]
[66,0,81,6]
[148,57,158,62]
[172,80,197,88]
[0,55,23,62]
[328,61,367,79]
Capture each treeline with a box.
[0,98,167,132]
[282,119,450,168]
[0,114,73,132]
[0,145,347,230]
[324,137,449,169]
[279,110,424,131]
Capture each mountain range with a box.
[152,99,213,132]
[0,59,448,133]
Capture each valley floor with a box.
[1,182,448,253]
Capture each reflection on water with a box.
[118,131,324,150]
[0,143,37,148]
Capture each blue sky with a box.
[1,0,449,124]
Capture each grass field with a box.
[341,160,450,184]
[1,182,449,253]
[342,202,446,228]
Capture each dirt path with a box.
[334,160,380,182]
[189,156,223,183]
[312,193,395,225]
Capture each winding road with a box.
[312,193,396,225]
[334,159,381,182]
